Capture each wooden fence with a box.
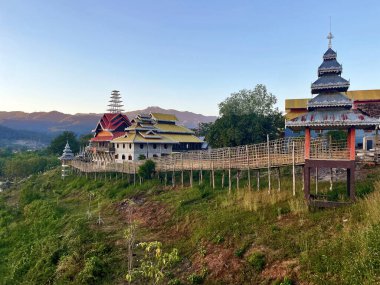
[69,137,356,175]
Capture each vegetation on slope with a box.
[1,165,380,284]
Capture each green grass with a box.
[1,166,380,284]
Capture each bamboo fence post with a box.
[133,164,136,186]
[221,149,225,188]
[236,170,240,190]
[315,167,318,194]
[228,147,232,194]
[330,168,333,191]
[211,161,215,190]
[128,163,131,183]
[302,166,305,192]
[181,153,184,189]
[257,170,260,191]
[246,145,251,190]
[199,152,203,184]
[172,156,175,187]
[267,135,271,194]
[277,167,281,192]
[292,141,296,196]
[190,156,193,188]
[164,161,168,187]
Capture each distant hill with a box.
[0,107,217,135]
[0,125,53,150]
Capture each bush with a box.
[247,252,266,271]
[138,160,156,180]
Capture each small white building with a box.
[112,125,175,162]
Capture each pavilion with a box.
[286,32,380,205]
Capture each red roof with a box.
[95,113,130,132]
[91,113,130,143]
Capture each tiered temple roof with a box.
[113,112,202,144]
[91,91,131,143]
[59,142,74,161]
[286,33,379,131]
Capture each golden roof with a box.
[150,113,178,122]
[346,90,380,101]
[285,90,380,111]
[154,123,193,134]
[112,132,176,144]
[163,134,202,143]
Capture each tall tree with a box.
[48,131,80,155]
[218,84,278,116]
[206,84,284,148]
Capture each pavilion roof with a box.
[308,93,352,109]
[286,109,380,130]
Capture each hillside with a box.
[0,108,217,135]
[0,125,53,150]
[1,164,380,284]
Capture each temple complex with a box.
[88,90,131,160]
[111,112,202,161]
[286,32,380,205]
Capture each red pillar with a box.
[305,127,311,159]
[348,127,356,160]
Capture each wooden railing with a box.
[69,137,358,174]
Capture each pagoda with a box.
[59,141,74,179]
[286,32,380,205]
[89,90,131,161]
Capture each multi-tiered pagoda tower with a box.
[59,141,75,179]
[286,33,379,205]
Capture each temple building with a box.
[111,112,202,161]
[285,32,380,204]
[285,89,380,150]
[88,90,131,159]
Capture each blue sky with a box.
[1,0,380,116]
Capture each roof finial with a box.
[327,16,333,49]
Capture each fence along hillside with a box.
[70,136,359,175]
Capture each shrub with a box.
[138,160,156,180]
[187,268,207,285]
[247,252,266,271]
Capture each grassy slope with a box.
[1,167,380,284]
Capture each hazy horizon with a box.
[1,1,380,116]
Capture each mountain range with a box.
[0,107,217,136]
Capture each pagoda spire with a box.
[107,90,124,113]
[327,17,333,48]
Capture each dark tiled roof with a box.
[323,48,337,60]
[311,74,350,94]
[308,93,352,109]
[286,109,380,130]
[318,59,342,75]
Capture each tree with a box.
[138,160,156,179]
[218,84,278,117]
[79,133,93,147]
[192,122,213,137]
[206,84,284,148]
[48,131,80,155]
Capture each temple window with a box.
[128,155,132,160]
[153,144,157,149]
[140,144,144,149]
[122,154,125,160]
